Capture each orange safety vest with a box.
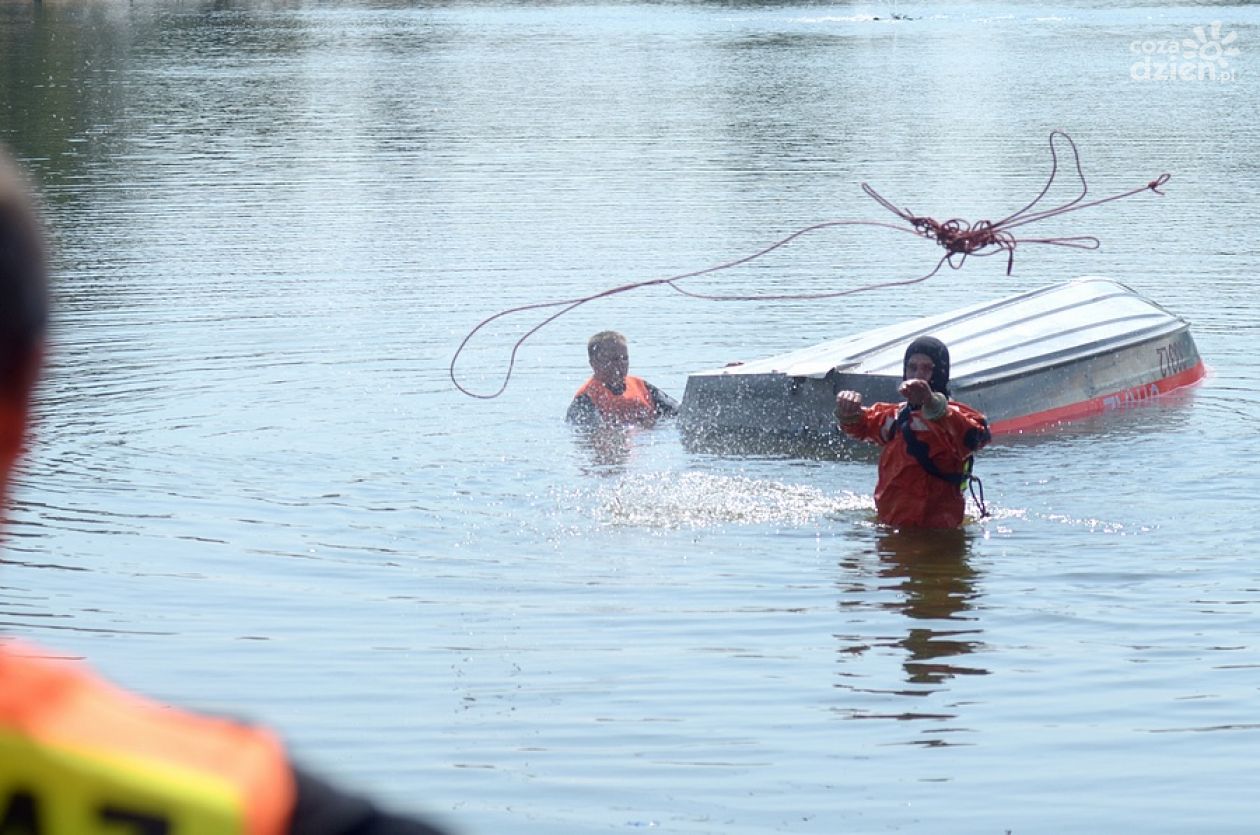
[0,642,294,835]
[575,376,656,426]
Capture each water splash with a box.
[591,471,869,529]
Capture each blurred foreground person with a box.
[0,150,453,835]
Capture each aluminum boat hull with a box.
[678,277,1205,452]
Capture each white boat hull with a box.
[678,277,1205,451]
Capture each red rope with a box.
[451,131,1169,399]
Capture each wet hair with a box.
[0,150,48,396]
[587,330,627,360]
[903,335,950,396]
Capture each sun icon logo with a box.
[1182,21,1241,70]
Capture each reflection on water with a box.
[876,528,987,685]
[571,425,637,474]
[834,527,985,729]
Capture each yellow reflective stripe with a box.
[0,726,246,835]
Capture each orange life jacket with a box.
[575,376,656,425]
[0,642,294,835]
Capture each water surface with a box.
[2,2,1259,833]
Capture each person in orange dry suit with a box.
[835,336,990,529]
[566,330,677,427]
[0,149,452,835]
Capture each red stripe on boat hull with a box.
[990,360,1206,436]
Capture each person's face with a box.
[591,342,629,386]
[905,352,935,383]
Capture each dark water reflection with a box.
[875,528,987,685]
[835,527,985,723]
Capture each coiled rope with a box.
[451,131,1169,399]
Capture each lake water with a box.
[3,1,1260,832]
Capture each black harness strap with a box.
[893,403,989,518]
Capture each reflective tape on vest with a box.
[0,644,294,835]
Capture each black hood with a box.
[903,336,950,396]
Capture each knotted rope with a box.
[451,131,1169,399]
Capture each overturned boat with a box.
[678,276,1205,452]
